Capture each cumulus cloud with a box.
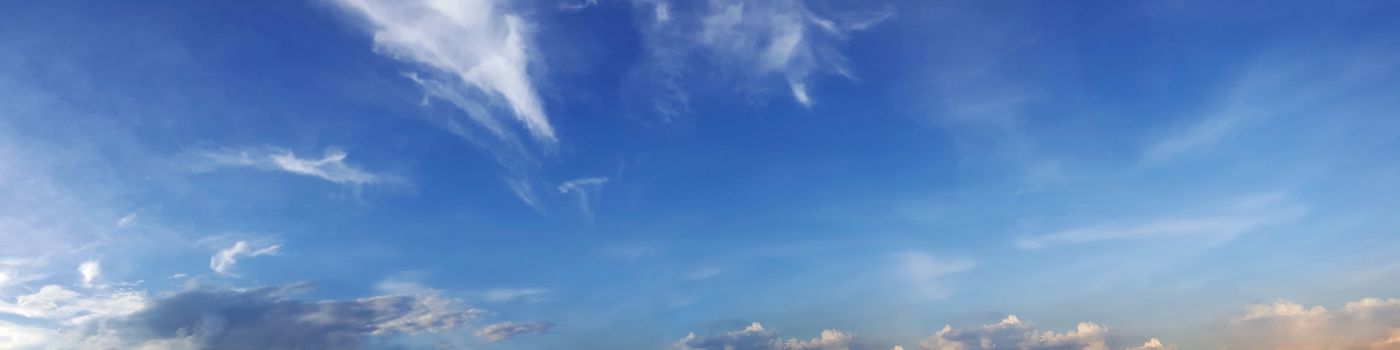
[1224,298,1400,350]
[476,321,554,342]
[78,260,100,287]
[209,241,281,276]
[673,322,856,350]
[1015,192,1307,250]
[194,146,391,187]
[627,0,893,121]
[919,315,1171,350]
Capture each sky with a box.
[1,0,1399,349]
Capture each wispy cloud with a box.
[901,252,974,299]
[209,240,281,276]
[472,287,552,303]
[1016,192,1307,250]
[628,0,893,120]
[193,146,392,187]
[558,177,608,219]
[476,321,554,342]
[333,0,555,145]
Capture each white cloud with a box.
[673,322,856,350]
[0,285,146,325]
[919,315,1172,350]
[1224,297,1400,349]
[194,146,390,186]
[558,177,608,219]
[476,321,554,342]
[209,241,281,276]
[901,253,974,299]
[116,212,137,227]
[629,0,893,119]
[78,260,100,287]
[1015,192,1307,250]
[333,0,555,145]
[0,320,54,350]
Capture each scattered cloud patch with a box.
[473,288,552,303]
[673,322,856,350]
[476,321,554,342]
[558,177,608,219]
[78,260,100,287]
[627,0,894,120]
[0,284,146,326]
[210,241,281,276]
[116,212,138,227]
[919,315,1171,350]
[194,146,391,186]
[62,284,482,349]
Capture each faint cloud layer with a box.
[193,146,392,187]
[673,322,856,350]
[476,321,554,342]
[1016,192,1307,250]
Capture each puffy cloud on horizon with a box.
[919,315,1171,350]
[193,146,392,187]
[1224,298,1400,350]
[209,240,281,276]
[672,322,857,350]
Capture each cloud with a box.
[918,315,1172,350]
[1224,297,1400,350]
[558,177,608,219]
[209,241,281,276]
[332,0,555,147]
[476,321,554,342]
[473,288,552,303]
[78,260,100,287]
[62,284,483,349]
[0,284,146,326]
[627,0,893,120]
[116,212,138,227]
[901,253,974,299]
[194,146,391,187]
[1015,192,1307,250]
[672,322,857,350]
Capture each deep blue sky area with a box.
[1,1,1399,349]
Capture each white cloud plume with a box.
[1016,192,1307,250]
[209,241,281,276]
[77,260,100,287]
[194,146,390,186]
[0,285,146,326]
[333,0,555,146]
[116,212,137,227]
[476,321,554,342]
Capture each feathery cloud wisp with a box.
[194,147,391,187]
[1016,192,1307,250]
[209,241,281,276]
[476,321,554,342]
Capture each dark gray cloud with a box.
[73,284,481,349]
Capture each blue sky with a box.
[1,0,1399,349]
